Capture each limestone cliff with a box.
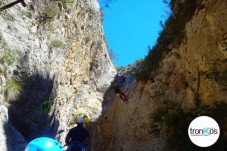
[0,0,226,151]
[98,0,227,151]
[0,0,115,150]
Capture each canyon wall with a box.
[98,0,227,150]
[0,0,115,150]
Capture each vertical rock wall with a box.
[49,0,116,144]
[99,0,226,150]
[0,0,116,150]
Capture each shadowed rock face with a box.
[0,104,27,151]
[0,0,115,150]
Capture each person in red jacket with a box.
[113,82,127,102]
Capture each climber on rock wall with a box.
[114,82,128,102]
[114,73,126,85]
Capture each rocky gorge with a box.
[0,0,226,151]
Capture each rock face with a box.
[48,0,116,144]
[0,104,27,151]
[0,0,226,150]
[98,0,227,150]
[0,0,115,150]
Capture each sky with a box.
[98,0,170,67]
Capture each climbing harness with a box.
[116,93,127,102]
[0,0,26,11]
[115,93,120,97]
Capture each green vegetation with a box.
[0,35,20,68]
[35,99,51,122]
[0,34,22,102]
[85,35,92,44]
[0,49,15,66]
[150,101,227,151]
[4,78,22,102]
[41,99,51,114]
[51,39,65,48]
[42,2,60,20]
[83,115,91,124]
[22,11,32,19]
[60,0,75,8]
[40,0,75,21]
[137,0,199,81]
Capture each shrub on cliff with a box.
[137,0,199,81]
[51,39,65,48]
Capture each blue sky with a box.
[98,0,170,67]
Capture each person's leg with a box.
[119,91,127,102]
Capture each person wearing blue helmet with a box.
[65,116,90,151]
[25,137,64,151]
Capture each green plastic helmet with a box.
[25,137,64,151]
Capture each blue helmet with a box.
[25,137,64,151]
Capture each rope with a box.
[109,100,119,151]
